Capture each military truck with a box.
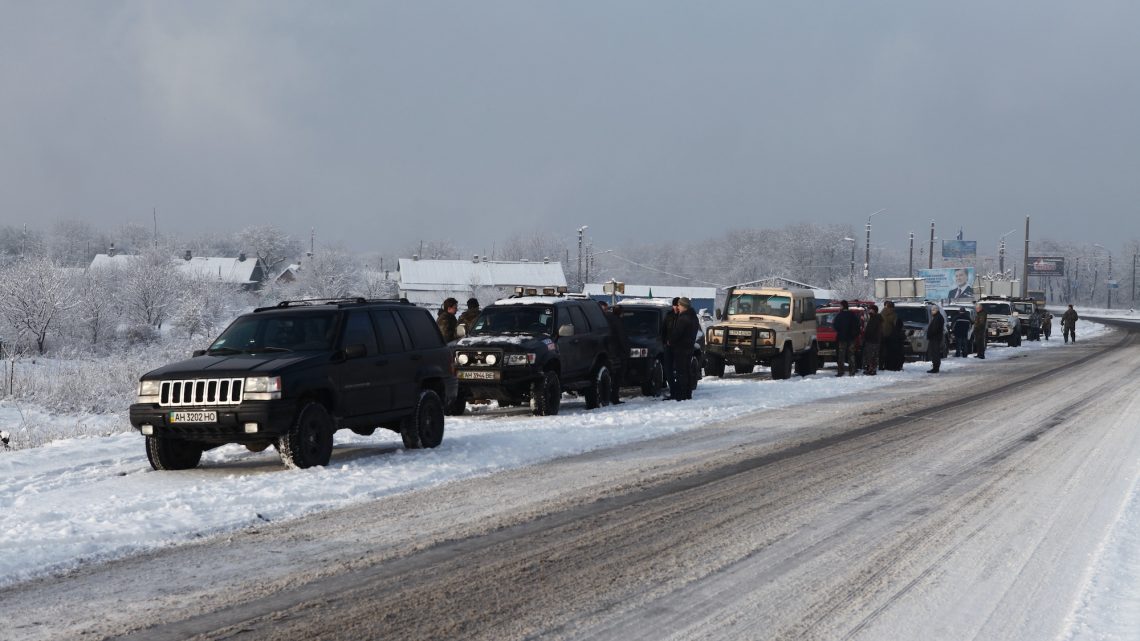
[704,287,819,380]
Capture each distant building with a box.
[89,251,264,289]
[397,257,567,308]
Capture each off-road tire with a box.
[771,345,793,380]
[444,394,467,416]
[531,370,562,416]
[734,363,755,375]
[277,401,335,469]
[689,354,701,390]
[705,355,726,378]
[641,359,665,397]
[400,389,445,449]
[584,365,612,410]
[795,343,819,377]
[145,436,203,471]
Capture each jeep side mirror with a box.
[192,349,206,357]
[341,343,367,360]
[558,324,574,337]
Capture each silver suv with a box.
[891,301,949,361]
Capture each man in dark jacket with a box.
[599,302,629,404]
[925,304,945,373]
[861,304,882,375]
[1061,304,1079,343]
[667,297,699,401]
[832,300,860,377]
[437,297,459,343]
[880,301,905,371]
[458,298,480,334]
[952,310,972,357]
[973,303,988,358]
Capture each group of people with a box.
[436,297,481,343]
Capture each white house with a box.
[89,251,264,288]
[397,258,567,308]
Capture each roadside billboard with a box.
[941,240,977,259]
[1026,256,1065,277]
[918,267,976,301]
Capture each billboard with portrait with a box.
[942,240,977,259]
[918,267,976,301]
[1026,256,1065,277]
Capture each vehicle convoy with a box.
[704,287,819,380]
[892,301,949,360]
[815,301,872,369]
[617,298,704,397]
[450,294,615,416]
[130,298,458,471]
[978,296,1022,346]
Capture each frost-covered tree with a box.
[171,277,240,339]
[0,225,46,261]
[294,245,361,299]
[69,265,122,348]
[49,219,101,267]
[0,255,75,353]
[238,225,300,282]
[121,249,182,334]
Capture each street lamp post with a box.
[998,229,1016,277]
[577,225,588,291]
[864,209,885,278]
[909,232,914,277]
[843,237,856,278]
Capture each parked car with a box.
[814,301,873,370]
[130,298,457,470]
[943,303,976,355]
[450,295,615,416]
[892,301,949,361]
[705,287,819,380]
[978,297,1022,346]
[616,298,703,397]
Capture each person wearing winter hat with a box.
[459,297,480,333]
[667,297,699,400]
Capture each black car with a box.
[617,299,703,397]
[130,298,458,470]
[450,296,614,416]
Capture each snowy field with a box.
[0,318,1134,639]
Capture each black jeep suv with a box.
[130,298,458,470]
[617,299,703,397]
[449,296,614,416]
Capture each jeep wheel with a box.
[689,354,701,390]
[145,436,203,471]
[641,359,665,397]
[277,401,335,469]
[532,370,562,416]
[771,346,793,380]
[734,363,755,375]
[584,365,613,410]
[795,343,819,377]
[705,355,726,378]
[401,389,445,449]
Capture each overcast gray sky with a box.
[2,1,1139,257]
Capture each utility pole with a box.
[1133,251,1137,304]
[928,221,935,269]
[577,226,588,291]
[1108,253,1114,309]
[863,209,884,278]
[1022,215,1030,298]
[908,232,914,277]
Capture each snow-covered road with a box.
[1,318,1136,640]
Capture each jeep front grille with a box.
[160,379,244,407]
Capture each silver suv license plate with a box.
[170,411,217,423]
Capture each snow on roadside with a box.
[0,320,1113,588]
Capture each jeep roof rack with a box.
[253,297,410,312]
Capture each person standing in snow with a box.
[599,301,629,404]
[925,304,945,373]
[1061,304,1079,343]
[1042,312,1053,340]
[973,303,988,358]
[437,297,460,343]
[879,301,905,371]
[667,297,699,401]
[458,298,481,334]
[832,300,860,377]
[861,304,882,375]
[661,297,680,399]
[952,310,972,357]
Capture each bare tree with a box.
[238,225,300,282]
[121,249,182,333]
[0,255,75,354]
[295,244,361,299]
[71,265,121,347]
[49,219,99,267]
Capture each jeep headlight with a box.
[505,353,536,366]
[244,376,282,400]
[629,347,649,358]
[456,353,470,365]
[485,353,498,365]
[137,380,161,404]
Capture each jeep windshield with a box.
[726,294,791,317]
[209,313,338,353]
[1013,302,1035,314]
[620,310,662,337]
[470,306,554,336]
[980,302,1012,315]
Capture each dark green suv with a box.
[129,298,458,470]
